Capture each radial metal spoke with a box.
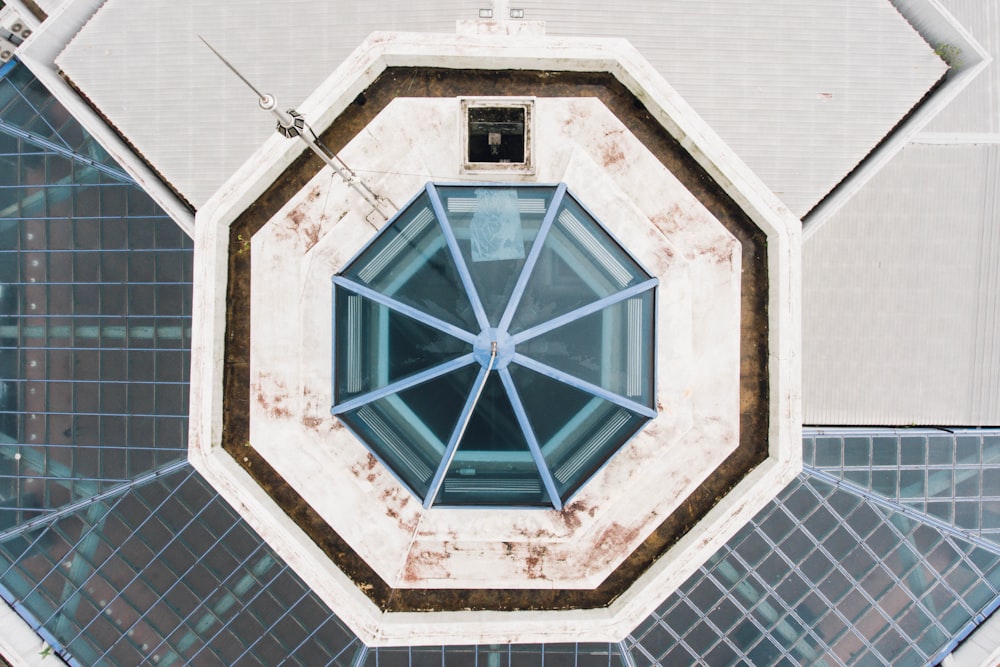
[426,183,491,331]
[498,183,567,332]
[510,278,657,345]
[330,354,476,416]
[423,363,492,508]
[331,275,477,343]
[512,354,656,419]
[499,368,563,510]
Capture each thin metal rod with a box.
[199,36,393,219]
[197,36,267,101]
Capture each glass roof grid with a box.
[0,134,193,523]
[625,469,1000,667]
[806,429,1000,550]
[32,469,203,646]
[174,558,293,666]
[55,469,224,650]
[425,183,490,331]
[497,367,563,510]
[0,64,125,180]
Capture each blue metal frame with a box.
[331,276,477,343]
[333,187,428,273]
[426,183,490,331]
[499,368,563,510]
[332,353,475,416]
[510,278,658,345]
[422,366,489,508]
[333,183,657,509]
[512,354,657,420]
[497,182,567,332]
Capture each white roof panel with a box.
[518,0,946,217]
[803,143,1000,425]
[55,0,480,208]
[55,0,944,214]
[922,0,1000,134]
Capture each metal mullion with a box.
[91,519,249,665]
[512,355,655,419]
[8,83,72,153]
[425,183,489,331]
[789,476,933,661]
[0,474,128,483]
[423,366,489,508]
[332,276,476,343]
[331,354,475,416]
[510,279,657,345]
[227,586,313,663]
[151,544,278,664]
[0,459,190,544]
[59,470,216,647]
[24,493,127,622]
[498,182,566,332]
[275,618,361,667]
[715,546,833,664]
[5,378,188,386]
[498,368,562,510]
[703,551,820,665]
[805,466,1000,557]
[181,559,292,665]
[0,410,187,419]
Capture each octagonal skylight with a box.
[331,183,657,509]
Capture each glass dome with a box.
[332,184,657,509]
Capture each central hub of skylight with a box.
[331,183,657,510]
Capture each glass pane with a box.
[517,289,655,406]
[341,194,478,332]
[333,286,468,404]
[339,366,478,498]
[510,365,648,499]
[436,374,549,506]
[436,185,551,326]
[509,195,650,333]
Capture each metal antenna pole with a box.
[198,36,393,220]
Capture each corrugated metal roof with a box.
[516,0,946,218]
[55,0,944,214]
[54,0,481,208]
[803,143,1000,425]
[922,0,999,134]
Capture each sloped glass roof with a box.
[2,62,1000,667]
[332,184,657,509]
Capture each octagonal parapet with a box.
[188,29,800,646]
